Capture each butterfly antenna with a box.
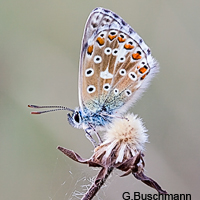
[28,105,74,114]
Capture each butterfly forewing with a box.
[79,7,158,115]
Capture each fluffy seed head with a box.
[94,113,148,165]
[105,113,148,152]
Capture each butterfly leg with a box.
[88,123,103,144]
[85,128,98,147]
[93,130,103,144]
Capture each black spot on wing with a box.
[92,22,98,28]
[129,27,135,34]
[113,13,119,18]
[83,42,88,52]
[121,19,126,26]
[103,9,110,13]
[96,15,100,20]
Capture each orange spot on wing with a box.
[118,37,126,43]
[132,53,142,60]
[87,45,93,55]
[96,37,105,46]
[139,66,148,74]
[108,34,117,41]
[140,72,149,80]
[124,43,134,50]
[141,74,147,80]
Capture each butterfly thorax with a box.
[67,107,113,130]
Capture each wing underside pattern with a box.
[79,8,158,114]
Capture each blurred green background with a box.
[1,0,199,199]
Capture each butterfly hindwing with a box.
[79,7,158,115]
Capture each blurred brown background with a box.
[0,0,199,199]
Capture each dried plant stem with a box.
[81,167,114,200]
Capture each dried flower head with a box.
[95,113,148,167]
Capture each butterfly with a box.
[29,7,158,146]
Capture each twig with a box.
[81,167,114,200]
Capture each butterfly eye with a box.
[128,72,137,81]
[85,68,94,77]
[87,85,96,94]
[94,55,102,64]
[114,88,119,95]
[68,111,82,128]
[119,69,126,76]
[112,48,119,56]
[125,89,132,97]
[74,112,80,123]
[103,83,111,91]
[104,47,112,55]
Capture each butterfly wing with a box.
[79,7,158,115]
